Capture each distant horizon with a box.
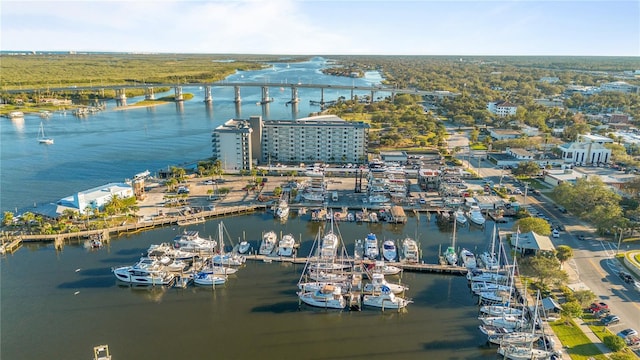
[1,51,638,59]
[2,1,638,57]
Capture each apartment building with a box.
[487,100,518,117]
[211,119,253,171]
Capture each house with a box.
[507,148,535,161]
[599,81,639,94]
[380,151,408,164]
[489,129,521,140]
[487,100,518,117]
[543,169,585,187]
[511,231,555,256]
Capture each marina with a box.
[2,58,527,359]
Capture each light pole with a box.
[523,182,529,205]
[616,228,624,255]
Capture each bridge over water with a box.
[4,82,459,108]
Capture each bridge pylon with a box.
[204,86,213,103]
[174,86,183,101]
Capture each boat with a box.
[460,248,477,269]
[381,239,397,262]
[237,240,251,254]
[481,305,525,317]
[193,271,227,287]
[455,208,467,225]
[259,231,278,255]
[353,238,364,260]
[468,205,486,226]
[372,260,402,276]
[467,269,509,283]
[93,344,111,360]
[297,284,346,309]
[277,233,296,257]
[481,224,501,270]
[8,111,24,119]
[173,230,217,253]
[362,286,412,310]
[39,110,52,119]
[363,233,379,260]
[488,332,540,346]
[363,272,408,294]
[401,237,420,263]
[112,257,175,286]
[319,231,339,259]
[274,199,289,219]
[479,315,527,330]
[444,219,458,266]
[211,222,246,266]
[497,345,557,360]
[147,242,198,261]
[471,281,511,294]
[37,121,54,144]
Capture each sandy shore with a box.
[111,101,171,111]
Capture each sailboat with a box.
[480,224,500,270]
[444,218,458,265]
[37,122,54,144]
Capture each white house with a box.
[556,141,611,165]
[487,100,518,117]
[506,148,535,160]
[58,182,134,214]
[489,129,521,140]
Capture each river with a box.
[1,57,500,359]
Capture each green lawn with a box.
[550,319,607,360]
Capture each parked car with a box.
[552,229,560,238]
[203,180,216,185]
[618,329,638,339]
[594,308,611,318]
[589,302,608,313]
[601,315,620,326]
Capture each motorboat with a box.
[193,271,227,287]
[274,199,289,219]
[147,242,197,261]
[363,272,408,294]
[401,237,419,263]
[381,239,397,262]
[173,230,216,254]
[364,233,379,260]
[468,205,486,226]
[277,234,296,257]
[112,257,175,286]
[259,231,278,255]
[319,231,339,259]
[455,209,467,225]
[237,240,251,254]
[460,248,477,269]
[297,284,346,309]
[362,287,412,310]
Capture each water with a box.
[1,58,500,359]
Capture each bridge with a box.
[3,82,459,108]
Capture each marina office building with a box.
[212,115,370,171]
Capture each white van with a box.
[332,191,338,202]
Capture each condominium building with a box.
[211,119,253,171]
[212,115,369,171]
[487,100,518,117]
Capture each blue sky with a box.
[2,0,639,56]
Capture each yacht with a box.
[319,231,339,259]
[401,237,419,263]
[193,272,227,287]
[381,239,397,262]
[363,272,408,294]
[363,233,379,260]
[468,205,486,226]
[259,231,278,255]
[277,233,296,257]
[173,230,216,254]
[455,208,467,225]
[112,257,175,286]
[362,288,412,310]
[460,248,477,269]
[297,284,346,309]
[274,199,289,219]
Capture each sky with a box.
[1,0,639,56]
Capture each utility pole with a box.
[616,228,624,254]
[523,182,529,205]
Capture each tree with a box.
[603,335,627,352]
[514,217,551,236]
[2,211,14,226]
[522,254,567,287]
[572,289,596,307]
[560,300,583,318]
[512,161,540,176]
[555,245,574,268]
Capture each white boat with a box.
[460,248,477,269]
[467,269,509,283]
[480,315,527,330]
[455,209,467,225]
[8,111,24,119]
[353,238,364,260]
[468,205,486,226]
[212,222,246,266]
[319,231,339,259]
[364,233,379,260]
[362,287,412,310]
[497,345,556,360]
[112,257,175,286]
[173,230,216,254]
[259,231,278,255]
[37,121,54,144]
[368,194,389,204]
[274,199,289,219]
[147,242,197,261]
[308,269,349,283]
[444,219,458,265]
[277,234,296,257]
[471,281,512,294]
[480,305,525,317]
[381,239,397,262]
[297,284,346,309]
[478,290,512,304]
[363,272,408,294]
[237,240,251,254]
[373,261,402,276]
[488,332,539,346]
[401,237,419,263]
[481,224,501,270]
[193,271,227,287]
[302,191,325,202]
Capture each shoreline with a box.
[111,101,171,111]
